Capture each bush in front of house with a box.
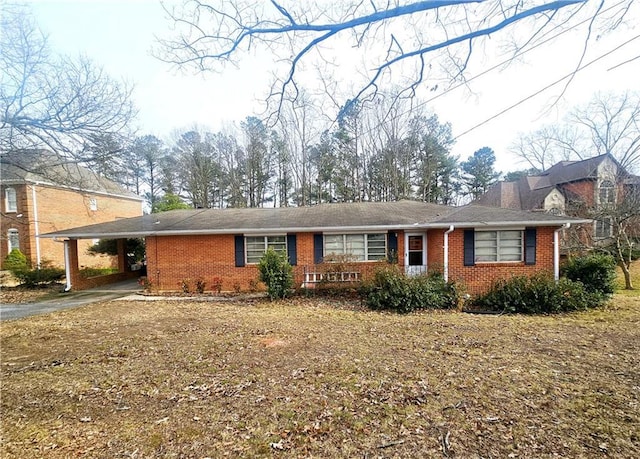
[472,272,603,314]
[258,248,293,300]
[12,260,65,287]
[560,253,617,296]
[3,248,29,272]
[361,265,459,313]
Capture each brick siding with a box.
[143,227,559,294]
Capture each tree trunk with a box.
[619,261,634,290]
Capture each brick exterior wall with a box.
[142,227,559,294]
[1,183,142,268]
[446,227,556,294]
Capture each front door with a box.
[405,234,426,276]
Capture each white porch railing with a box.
[303,270,361,286]
[405,265,428,276]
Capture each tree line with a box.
[112,98,500,212]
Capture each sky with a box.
[28,0,640,173]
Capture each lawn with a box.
[1,290,639,458]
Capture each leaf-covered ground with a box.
[1,291,639,458]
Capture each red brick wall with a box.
[1,183,142,268]
[144,227,558,294]
[1,184,31,263]
[447,227,556,295]
[561,181,595,207]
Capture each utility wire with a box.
[452,33,640,142]
[357,0,628,137]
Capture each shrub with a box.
[195,277,206,294]
[180,278,192,294]
[561,253,616,296]
[473,272,604,314]
[138,276,153,292]
[360,266,459,313]
[12,260,65,287]
[258,248,293,300]
[3,249,28,272]
[211,276,223,294]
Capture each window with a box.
[8,229,19,251]
[599,180,615,205]
[475,230,523,262]
[5,188,17,212]
[595,218,612,239]
[324,233,386,261]
[89,198,98,211]
[245,235,286,264]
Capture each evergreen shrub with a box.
[361,266,459,313]
[560,253,617,296]
[258,248,294,300]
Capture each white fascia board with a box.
[27,179,144,202]
[39,220,592,240]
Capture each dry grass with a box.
[1,292,639,458]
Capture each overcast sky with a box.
[30,0,640,173]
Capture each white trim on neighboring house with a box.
[1,178,144,202]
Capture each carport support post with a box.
[117,239,127,272]
[64,239,80,291]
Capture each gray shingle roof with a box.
[41,200,588,239]
[1,150,142,200]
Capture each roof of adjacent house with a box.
[40,200,588,239]
[475,153,635,211]
[0,150,142,200]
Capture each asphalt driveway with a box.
[0,279,141,321]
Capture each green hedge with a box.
[560,253,616,296]
[361,266,459,313]
[472,272,604,314]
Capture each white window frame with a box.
[595,218,612,239]
[8,229,19,252]
[5,187,17,213]
[323,233,387,262]
[89,197,98,211]
[245,235,287,264]
[599,180,615,205]
[475,230,523,263]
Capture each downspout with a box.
[554,223,570,282]
[443,225,455,282]
[31,184,41,267]
[63,240,72,292]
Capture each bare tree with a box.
[0,5,136,172]
[511,91,640,172]
[158,0,631,120]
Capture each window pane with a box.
[324,235,344,255]
[475,231,497,241]
[476,230,522,262]
[8,229,19,251]
[246,236,266,264]
[267,236,286,253]
[367,234,386,260]
[346,234,365,261]
[5,188,17,212]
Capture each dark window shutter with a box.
[464,229,475,266]
[234,235,245,267]
[287,234,297,266]
[313,233,323,264]
[387,232,398,263]
[525,227,537,265]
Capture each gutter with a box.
[554,223,570,281]
[443,225,455,282]
[63,240,72,292]
[31,184,42,267]
[39,220,591,240]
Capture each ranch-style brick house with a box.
[41,200,587,294]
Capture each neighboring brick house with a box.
[42,201,586,294]
[1,151,144,269]
[475,154,639,241]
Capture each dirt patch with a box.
[1,295,639,458]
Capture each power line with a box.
[357,0,628,137]
[453,33,640,142]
